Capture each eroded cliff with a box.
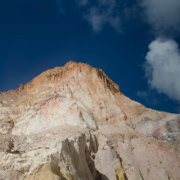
[0,61,180,180]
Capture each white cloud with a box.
[56,0,122,33]
[141,0,180,35]
[85,7,105,32]
[75,0,88,6]
[84,0,122,32]
[145,38,180,102]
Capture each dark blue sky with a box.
[0,0,180,113]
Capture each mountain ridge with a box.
[3,61,119,94]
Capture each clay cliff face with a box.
[0,61,180,180]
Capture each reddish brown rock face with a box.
[0,61,180,180]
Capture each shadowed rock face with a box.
[0,61,180,180]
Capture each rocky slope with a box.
[0,61,180,180]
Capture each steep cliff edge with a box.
[0,61,180,180]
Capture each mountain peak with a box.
[15,61,120,94]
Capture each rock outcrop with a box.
[0,61,180,180]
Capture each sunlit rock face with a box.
[0,61,180,180]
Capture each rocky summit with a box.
[0,61,180,180]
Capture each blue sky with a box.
[0,0,180,113]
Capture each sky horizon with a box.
[0,0,180,113]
